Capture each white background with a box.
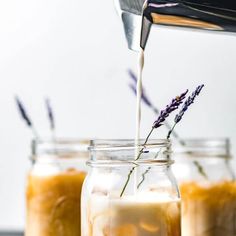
[0,0,236,230]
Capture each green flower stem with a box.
[167,123,177,139]
[120,127,155,197]
[193,161,208,179]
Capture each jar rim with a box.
[89,139,171,152]
[88,139,171,165]
[32,138,90,145]
[87,159,174,167]
[31,138,90,158]
[172,138,231,159]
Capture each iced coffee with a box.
[25,139,88,236]
[180,181,236,236]
[82,139,181,236]
[85,195,181,236]
[173,139,236,236]
[26,169,86,236]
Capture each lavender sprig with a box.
[15,96,39,139]
[167,84,204,139]
[45,98,55,132]
[120,89,188,197]
[152,89,188,129]
[137,84,205,188]
[175,85,204,123]
[166,84,207,179]
[128,69,184,144]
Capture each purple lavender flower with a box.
[128,69,184,143]
[174,84,204,124]
[152,90,188,129]
[15,96,39,139]
[45,98,55,131]
[128,69,138,83]
[15,96,32,127]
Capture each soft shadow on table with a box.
[0,232,23,236]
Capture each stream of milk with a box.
[133,48,145,193]
[135,48,145,158]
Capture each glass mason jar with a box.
[172,138,236,236]
[25,139,89,236]
[81,139,181,236]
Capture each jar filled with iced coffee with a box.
[81,139,181,236]
[25,139,89,236]
[172,138,236,236]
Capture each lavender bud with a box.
[45,98,55,130]
[174,84,204,124]
[15,96,32,127]
[153,90,188,129]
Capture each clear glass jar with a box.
[81,139,181,236]
[25,139,89,236]
[172,138,236,236]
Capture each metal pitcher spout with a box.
[115,0,236,51]
[114,0,147,51]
